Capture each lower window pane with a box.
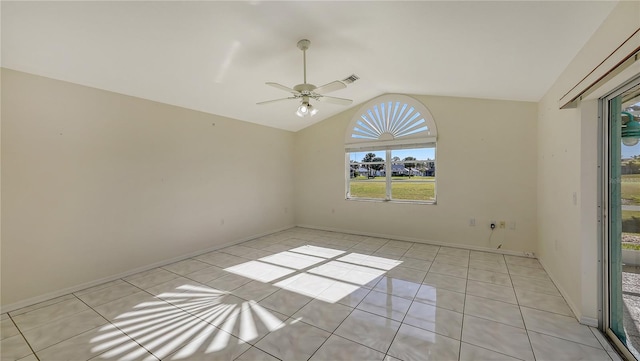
[348,151,386,199]
[391,178,435,201]
[390,147,435,201]
[349,178,386,199]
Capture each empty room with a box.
[2,1,640,360]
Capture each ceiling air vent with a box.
[342,74,360,84]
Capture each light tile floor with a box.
[0,228,625,361]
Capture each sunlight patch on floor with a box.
[88,244,403,359]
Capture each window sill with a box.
[345,197,436,205]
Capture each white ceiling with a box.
[1,1,617,132]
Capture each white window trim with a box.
[344,94,438,204]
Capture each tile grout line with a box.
[10,285,138,360]
[225,274,284,361]
[235,345,282,361]
[78,280,164,360]
[297,238,413,360]
[9,293,103,359]
[7,313,41,361]
[8,294,76,318]
[521,315,617,352]
[299,241,382,361]
[459,255,531,361]
[458,248,471,361]
[124,277,272,360]
[380,244,440,359]
[156,281,279,359]
[466,255,532,330]
[307,240,438,358]
[507,257,538,361]
[517,303,583,318]
[122,276,248,359]
[16,288,156,361]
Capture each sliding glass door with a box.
[604,79,640,361]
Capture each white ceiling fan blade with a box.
[318,95,353,106]
[257,97,297,105]
[314,80,346,95]
[266,82,298,95]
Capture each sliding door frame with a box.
[600,75,640,361]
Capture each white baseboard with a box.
[580,316,599,327]
[1,225,295,314]
[296,224,535,257]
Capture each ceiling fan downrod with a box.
[297,39,311,85]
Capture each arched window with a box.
[345,94,437,203]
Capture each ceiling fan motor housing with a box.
[293,83,316,94]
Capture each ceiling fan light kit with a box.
[257,39,354,118]
[296,101,318,117]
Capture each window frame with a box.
[344,95,437,204]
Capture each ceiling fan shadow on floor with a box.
[257,39,357,118]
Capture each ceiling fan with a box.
[257,39,354,117]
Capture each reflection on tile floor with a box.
[0,228,621,361]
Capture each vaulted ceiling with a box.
[1,1,617,132]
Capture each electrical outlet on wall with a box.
[469,218,476,226]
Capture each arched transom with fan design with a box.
[345,94,437,146]
[345,95,437,203]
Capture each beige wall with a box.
[537,1,640,325]
[294,94,538,253]
[1,69,295,307]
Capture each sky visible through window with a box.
[623,145,640,159]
